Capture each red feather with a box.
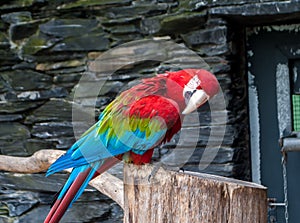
[44,157,121,223]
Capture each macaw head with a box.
[164,69,220,114]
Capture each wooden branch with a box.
[0,149,124,209]
[123,164,267,223]
[89,170,124,209]
[0,150,65,173]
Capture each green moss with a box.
[160,11,207,33]
[58,0,131,9]
[0,0,35,9]
[0,32,9,48]
[0,204,9,216]
[20,0,34,6]
[21,35,54,55]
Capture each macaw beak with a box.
[182,89,209,115]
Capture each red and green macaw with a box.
[44,69,219,223]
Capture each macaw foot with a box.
[148,163,162,183]
[147,163,185,182]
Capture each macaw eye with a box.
[184,89,196,105]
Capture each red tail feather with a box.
[44,168,91,223]
[44,157,121,223]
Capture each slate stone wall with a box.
[1,0,298,222]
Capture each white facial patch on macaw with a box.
[186,75,201,89]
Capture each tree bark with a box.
[0,150,124,209]
[123,164,267,223]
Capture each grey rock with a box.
[0,76,10,93]
[0,19,6,30]
[9,20,40,41]
[111,33,142,46]
[99,81,124,95]
[51,33,110,52]
[5,87,68,101]
[141,11,207,35]
[196,43,229,56]
[105,3,168,19]
[183,110,231,127]
[0,101,44,113]
[16,196,112,222]
[210,1,300,17]
[32,52,86,63]
[0,50,20,66]
[0,114,23,122]
[188,0,208,11]
[0,140,28,156]
[1,70,52,91]
[163,124,236,148]
[0,191,38,217]
[0,0,35,10]
[53,72,84,89]
[18,205,50,223]
[188,147,241,164]
[160,11,207,34]
[21,33,60,55]
[204,56,231,74]
[57,0,131,10]
[107,24,137,34]
[102,17,139,26]
[104,202,124,222]
[1,11,32,24]
[212,4,300,26]
[0,123,30,141]
[0,122,30,156]
[48,137,75,149]
[40,19,101,38]
[53,201,111,223]
[31,122,74,139]
[12,62,36,70]
[159,56,209,71]
[140,17,161,35]
[95,96,112,108]
[25,139,54,155]
[36,59,86,71]
[25,99,87,124]
[184,163,234,177]
[182,26,227,46]
[0,216,10,223]
[0,172,66,192]
[206,0,253,6]
[71,97,112,112]
[0,32,10,50]
[72,81,124,98]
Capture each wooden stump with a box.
[123,164,267,223]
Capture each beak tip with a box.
[181,106,195,115]
[182,110,187,115]
[182,90,209,115]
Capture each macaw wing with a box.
[46,94,170,176]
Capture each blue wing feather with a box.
[46,115,167,176]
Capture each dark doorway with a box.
[248,28,300,223]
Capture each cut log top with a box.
[124,164,267,223]
[184,170,266,189]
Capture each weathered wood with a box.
[123,164,267,223]
[0,149,65,173]
[0,150,124,209]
